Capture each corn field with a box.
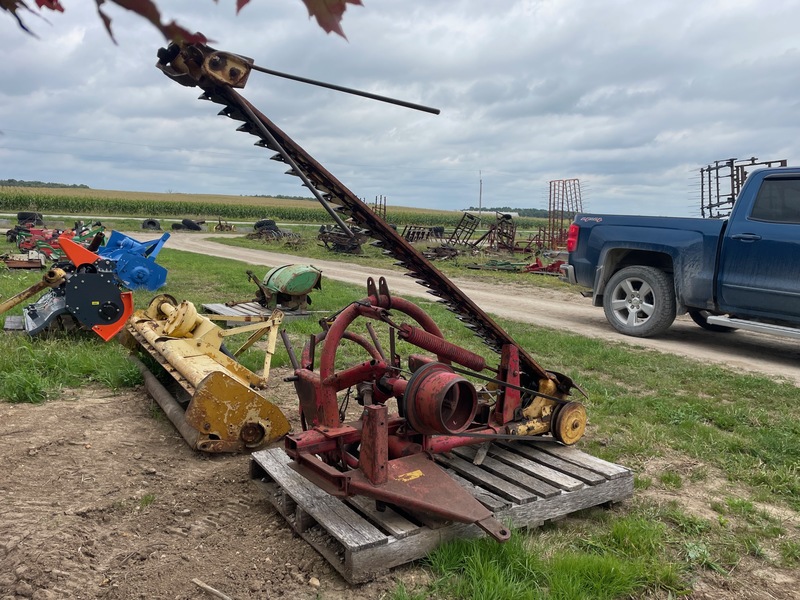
[0,187,545,229]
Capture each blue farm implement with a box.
[0,231,170,340]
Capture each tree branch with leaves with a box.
[1,0,361,41]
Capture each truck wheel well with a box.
[597,250,674,297]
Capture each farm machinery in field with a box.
[8,220,106,261]
[148,42,589,539]
[0,231,170,340]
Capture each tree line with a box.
[1,179,90,189]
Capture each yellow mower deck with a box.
[126,295,291,453]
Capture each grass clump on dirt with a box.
[409,516,685,600]
[0,333,140,403]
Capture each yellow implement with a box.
[0,268,65,316]
[126,294,291,453]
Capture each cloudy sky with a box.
[2,0,799,216]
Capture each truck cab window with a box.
[750,178,800,223]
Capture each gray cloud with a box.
[2,0,800,216]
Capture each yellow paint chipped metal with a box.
[128,296,291,453]
[395,469,424,483]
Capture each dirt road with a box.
[163,232,800,386]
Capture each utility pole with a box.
[478,170,483,216]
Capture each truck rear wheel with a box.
[603,266,676,337]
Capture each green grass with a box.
[138,493,156,509]
[418,518,686,600]
[0,331,140,403]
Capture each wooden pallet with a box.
[202,302,324,322]
[250,443,633,583]
[3,316,24,332]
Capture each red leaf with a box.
[301,0,362,38]
[35,0,63,12]
[94,0,117,42]
[92,0,206,43]
[2,0,40,35]
[108,0,162,27]
[3,0,359,41]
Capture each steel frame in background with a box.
[700,157,787,219]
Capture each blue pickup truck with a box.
[562,167,800,338]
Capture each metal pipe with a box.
[365,322,385,359]
[281,329,300,370]
[249,64,440,115]
[0,268,65,316]
[128,355,200,448]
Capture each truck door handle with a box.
[731,233,762,241]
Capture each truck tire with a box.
[254,219,278,231]
[181,218,203,231]
[602,266,676,337]
[17,211,44,226]
[17,211,42,222]
[688,309,737,333]
[141,218,161,230]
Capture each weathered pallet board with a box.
[251,443,633,583]
[202,302,270,318]
[3,316,24,332]
[202,302,323,322]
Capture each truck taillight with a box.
[566,223,579,252]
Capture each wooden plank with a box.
[452,447,562,498]
[473,445,585,491]
[202,303,235,316]
[498,441,606,485]
[346,521,483,583]
[251,450,386,550]
[345,496,419,539]
[444,471,510,512]
[485,445,586,491]
[203,302,318,320]
[225,306,257,317]
[501,474,634,527]
[486,445,587,490]
[3,316,24,331]
[202,302,264,317]
[256,452,385,549]
[435,454,537,504]
[525,443,629,479]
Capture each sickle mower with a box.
[154,41,589,539]
[281,278,586,541]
